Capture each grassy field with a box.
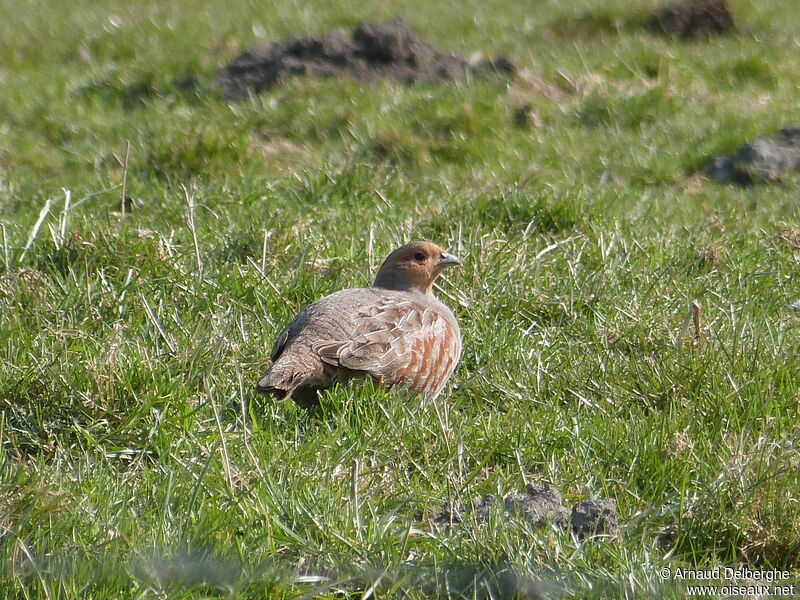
[2,0,800,597]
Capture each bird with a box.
[256,241,462,408]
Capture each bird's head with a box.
[373,241,460,295]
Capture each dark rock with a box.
[570,499,619,539]
[647,0,735,39]
[217,19,515,98]
[705,126,800,185]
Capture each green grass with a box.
[2,0,800,597]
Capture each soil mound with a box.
[647,0,735,39]
[218,19,515,98]
[457,484,571,529]
[570,499,619,539]
[705,126,800,184]
[423,484,618,539]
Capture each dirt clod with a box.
[513,104,543,129]
[487,483,569,529]
[217,19,514,97]
[705,126,800,185]
[425,501,466,525]
[570,499,619,539]
[424,484,619,539]
[647,0,735,39]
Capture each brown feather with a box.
[256,242,461,406]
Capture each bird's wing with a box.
[270,325,291,362]
[270,307,310,362]
[314,296,461,399]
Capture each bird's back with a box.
[260,286,461,402]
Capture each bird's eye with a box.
[413,251,426,262]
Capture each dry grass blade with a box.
[120,140,130,217]
[676,300,704,350]
[20,196,55,262]
[140,293,178,354]
[207,377,234,494]
[183,184,204,280]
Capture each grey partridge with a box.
[256,241,462,407]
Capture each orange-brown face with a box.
[373,241,460,294]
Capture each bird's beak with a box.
[438,252,460,267]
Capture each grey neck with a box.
[373,271,428,294]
